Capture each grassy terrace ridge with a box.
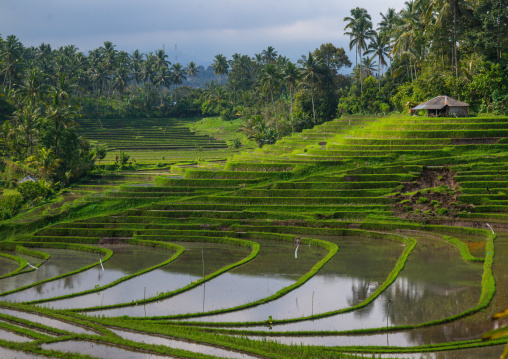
[1,114,508,358]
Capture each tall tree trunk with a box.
[359,47,363,94]
[453,2,458,78]
[289,85,294,134]
[311,87,316,124]
[270,88,278,138]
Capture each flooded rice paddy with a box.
[185,236,403,322]
[42,340,171,359]
[88,239,325,317]
[0,256,19,277]
[0,307,96,335]
[0,248,98,296]
[0,233,503,358]
[0,328,33,342]
[1,245,169,302]
[46,242,250,309]
[111,328,259,359]
[239,236,482,333]
[0,347,47,359]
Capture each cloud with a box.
[0,0,407,65]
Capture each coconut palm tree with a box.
[298,52,325,124]
[153,67,172,106]
[186,61,199,87]
[154,49,171,71]
[365,33,390,90]
[14,103,40,156]
[212,54,229,85]
[346,16,376,94]
[260,63,281,135]
[282,61,300,133]
[391,1,426,81]
[262,46,278,64]
[17,69,46,106]
[1,35,24,90]
[171,63,186,86]
[418,0,469,77]
[344,8,371,74]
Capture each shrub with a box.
[418,196,428,204]
[17,181,52,203]
[232,138,242,149]
[437,208,449,216]
[0,194,23,220]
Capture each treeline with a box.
[0,0,507,152]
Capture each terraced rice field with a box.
[77,117,238,165]
[1,115,507,358]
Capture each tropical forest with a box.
[0,0,507,358]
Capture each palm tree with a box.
[186,61,199,87]
[347,17,376,94]
[17,69,45,106]
[298,52,324,124]
[171,63,187,87]
[344,8,371,74]
[391,1,426,82]
[153,67,172,105]
[45,89,79,159]
[378,8,398,36]
[282,61,300,133]
[212,54,229,85]
[1,35,24,90]
[260,63,281,135]
[378,8,397,74]
[365,33,390,90]
[154,49,171,71]
[112,63,130,96]
[360,57,377,78]
[418,0,469,77]
[14,104,40,156]
[262,46,278,63]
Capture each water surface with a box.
[90,239,326,317]
[0,249,98,295]
[0,308,95,335]
[237,237,483,332]
[46,242,249,309]
[42,340,171,359]
[2,245,169,302]
[187,236,403,323]
[112,328,258,359]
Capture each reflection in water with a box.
[226,236,483,334]
[2,245,168,302]
[0,327,34,342]
[46,242,248,309]
[42,340,169,359]
[111,329,259,359]
[89,239,324,317]
[242,232,508,358]
[0,347,46,359]
[183,237,402,323]
[0,249,97,295]
[0,307,95,335]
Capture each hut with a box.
[413,96,469,117]
[18,175,39,184]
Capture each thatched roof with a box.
[18,175,38,184]
[413,96,469,110]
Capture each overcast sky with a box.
[1,0,407,67]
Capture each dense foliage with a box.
[339,0,507,115]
